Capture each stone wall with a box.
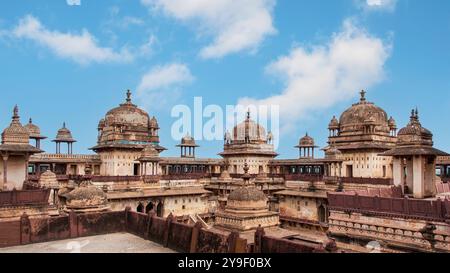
[0,210,125,248]
[329,210,450,252]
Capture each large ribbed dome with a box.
[105,90,150,128]
[232,111,267,143]
[93,90,164,150]
[338,90,390,136]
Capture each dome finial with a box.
[360,90,366,102]
[126,89,132,103]
[246,108,251,120]
[13,105,19,119]
[29,118,33,124]
[415,107,419,119]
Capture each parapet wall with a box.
[0,208,335,253]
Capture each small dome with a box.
[397,109,433,146]
[98,118,106,130]
[325,145,343,160]
[54,122,76,142]
[39,170,59,189]
[388,116,397,129]
[228,186,267,202]
[149,116,159,128]
[24,118,42,138]
[2,105,29,145]
[180,133,197,146]
[328,116,339,129]
[65,185,108,210]
[140,144,160,158]
[298,133,315,147]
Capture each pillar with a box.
[406,157,414,192]
[392,157,403,188]
[412,156,424,198]
[2,154,8,191]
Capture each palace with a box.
[1,89,450,253]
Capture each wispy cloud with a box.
[136,63,194,109]
[356,0,398,12]
[12,15,133,65]
[141,0,277,59]
[238,19,392,131]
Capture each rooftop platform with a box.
[0,233,176,253]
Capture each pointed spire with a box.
[415,107,419,119]
[63,122,66,129]
[29,118,33,124]
[246,108,251,120]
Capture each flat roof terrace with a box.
[0,233,177,253]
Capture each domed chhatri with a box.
[296,133,318,159]
[2,105,30,145]
[396,109,433,146]
[63,184,110,213]
[25,118,47,149]
[383,109,447,156]
[215,163,279,231]
[381,109,449,199]
[53,122,76,154]
[177,133,199,158]
[54,122,76,142]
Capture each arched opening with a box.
[146,202,154,213]
[156,202,163,217]
[137,203,144,213]
[318,204,327,223]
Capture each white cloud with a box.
[136,63,194,109]
[238,19,392,130]
[356,0,397,12]
[13,15,133,65]
[141,0,277,59]
[67,0,81,6]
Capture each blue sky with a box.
[0,0,449,158]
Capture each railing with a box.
[328,192,450,222]
[339,177,393,185]
[30,154,101,160]
[162,173,212,180]
[91,176,142,183]
[0,189,50,207]
[283,174,323,182]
